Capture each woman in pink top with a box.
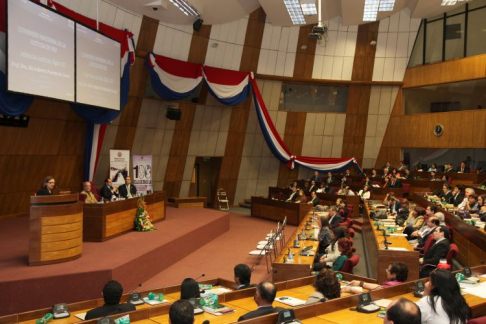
[342,261,408,292]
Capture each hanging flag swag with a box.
[146,52,363,174]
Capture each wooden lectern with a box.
[29,194,83,266]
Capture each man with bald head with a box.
[237,281,285,321]
[80,181,99,204]
[384,298,421,324]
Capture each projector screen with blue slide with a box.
[76,24,121,110]
[7,0,75,102]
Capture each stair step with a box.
[352,219,363,233]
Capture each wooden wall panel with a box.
[113,16,159,150]
[403,54,486,88]
[0,100,85,220]
[187,25,212,64]
[216,8,266,205]
[293,25,317,79]
[342,22,379,162]
[277,112,307,187]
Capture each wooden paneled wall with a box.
[293,25,317,79]
[216,8,266,204]
[342,22,379,162]
[113,16,159,150]
[0,100,86,220]
[403,53,486,88]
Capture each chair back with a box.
[402,183,411,194]
[341,254,359,273]
[468,316,486,324]
[447,243,459,265]
[422,235,436,255]
[348,227,355,238]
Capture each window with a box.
[279,82,348,112]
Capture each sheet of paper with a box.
[275,296,306,307]
[207,288,232,295]
[142,297,169,305]
[74,313,87,320]
[373,299,392,308]
[389,233,407,237]
[462,285,486,298]
[385,247,408,251]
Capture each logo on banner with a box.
[132,155,153,195]
[110,150,130,186]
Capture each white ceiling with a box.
[108,0,479,26]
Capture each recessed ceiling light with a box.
[283,0,306,25]
[363,0,379,21]
[300,0,317,15]
[168,0,199,16]
[379,0,395,11]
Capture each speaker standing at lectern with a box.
[118,176,137,198]
[37,176,55,196]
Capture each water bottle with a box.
[35,313,53,324]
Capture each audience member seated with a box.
[371,168,379,178]
[437,184,452,202]
[383,177,391,188]
[337,184,347,195]
[417,269,471,324]
[402,208,425,239]
[309,171,320,182]
[180,278,201,300]
[37,176,55,196]
[429,171,439,181]
[305,269,341,304]
[237,281,285,322]
[383,161,392,170]
[444,163,454,173]
[331,238,355,271]
[408,216,439,246]
[325,172,334,185]
[475,194,486,221]
[344,169,352,177]
[457,161,470,173]
[308,180,318,193]
[343,261,408,293]
[389,176,402,188]
[234,264,255,290]
[427,163,437,172]
[118,176,137,199]
[363,176,372,187]
[340,176,348,186]
[318,217,333,254]
[303,181,310,193]
[295,189,307,204]
[395,200,411,226]
[100,178,119,201]
[85,280,135,320]
[289,181,299,190]
[316,182,326,193]
[463,193,479,216]
[397,160,408,171]
[391,168,401,179]
[286,187,298,202]
[402,168,412,179]
[80,181,99,204]
[383,168,390,178]
[308,191,320,207]
[169,300,194,324]
[458,188,475,210]
[338,199,349,219]
[313,226,349,271]
[450,185,465,207]
[419,226,451,278]
[384,298,421,324]
[328,206,343,229]
[358,185,371,200]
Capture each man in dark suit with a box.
[238,281,285,322]
[309,171,320,182]
[389,176,402,188]
[444,163,454,173]
[118,176,137,199]
[308,191,319,207]
[234,264,255,290]
[412,217,439,249]
[100,178,119,201]
[325,172,334,185]
[438,184,452,202]
[328,206,343,229]
[450,185,465,206]
[169,300,194,324]
[286,187,298,202]
[308,180,318,193]
[387,197,401,215]
[419,226,450,278]
[457,161,470,173]
[85,280,136,320]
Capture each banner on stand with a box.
[109,150,130,187]
[132,155,153,195]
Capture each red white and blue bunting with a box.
[146,52,362,174]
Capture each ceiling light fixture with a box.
[300,0,317,15]
[363,0,379,21]
[168,0,199,16]
[379,0,395,11]
[442,0,471,5]
[283,0,306,25]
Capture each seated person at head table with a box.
[313,226,349,271]
[37,176,55,196]
[343,261,408,293]
[331,238,355,271]
[419,226,451,278]
[80,181,99,204]
[308,180,318,193]
[100,177,119,201]
[305,269,341,304]
[169,300,194,324]
[428,163,438,172]
[308,191,320,207]
[237,281,285,322]
[417,269,471,324]
[85,280,136,320]
[286,187,298,202]
[118,176,137,199]
[309,171,320,182]
[295,189,307,204]
[340,175,348,186]
[180,278,201,300]
[234,263,255,290]
[384,298,421,324]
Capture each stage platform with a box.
[0,207,230,316]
